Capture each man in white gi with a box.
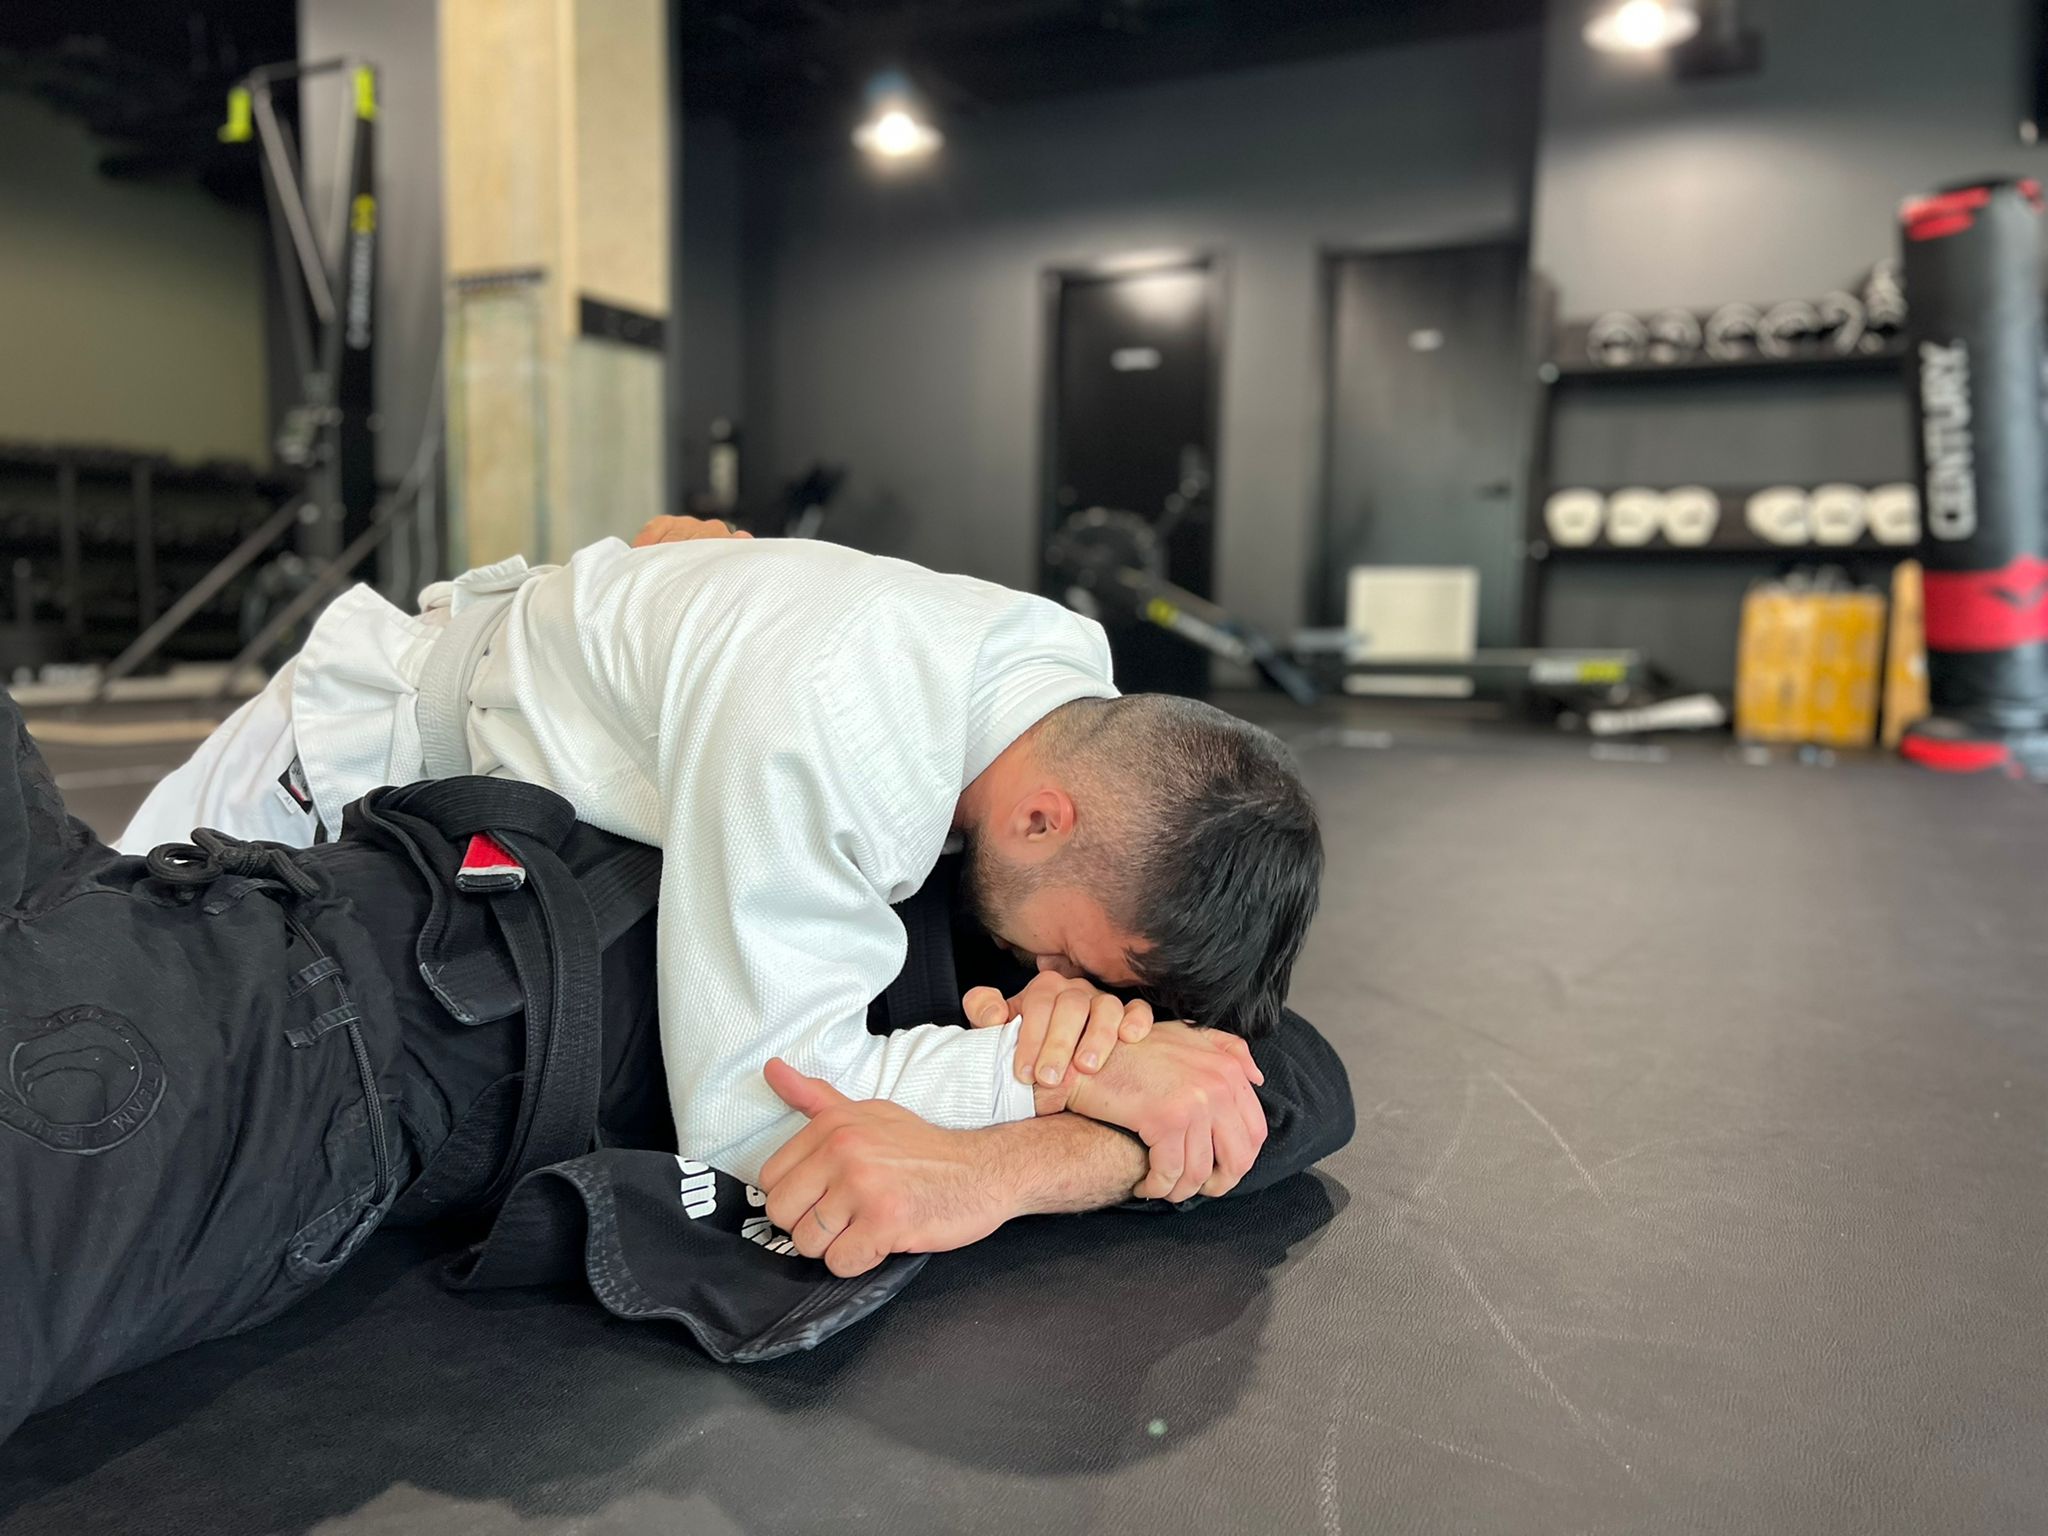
[121,521,1323,1226]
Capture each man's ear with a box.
[1007,784,1077,860]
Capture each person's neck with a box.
[954,727,1038,832]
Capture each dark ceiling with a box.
[0,0,296,204]
[681,0,1547,134]
[0,0,1546,195]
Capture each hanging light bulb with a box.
[854,106,941,159]
[854,72,942,161]
[1585,0,1701,52]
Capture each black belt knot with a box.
[146,827,322,900]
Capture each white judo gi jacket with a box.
[121,537,1119,1182]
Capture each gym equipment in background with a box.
[1897,176,2048,775]
[1543,488,1605,547]
[1862,258,1908,351]
[1537,481,1911,554]
[1867,483,1923,546]
[1604,487,1663,546]
[63,58,443,706]
[1809,483,1870,547]
[1745,486,1812,546]
[1704,302,1762,360]
[1661,486,1720,547]
[1586,311,1649,367]
[1816,290,1866,354]
[1758,299,1822,358]
[224,59,382,565]
[1045,507,1319,706]
[1735,578,1889,749]
[1646,309,1702,365]
[1568,278,1906,372]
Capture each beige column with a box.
[439,0,669,568]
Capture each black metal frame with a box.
[67,58,388,702]
[1520,301,1914,645]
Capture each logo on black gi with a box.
[0,1005,166,1154]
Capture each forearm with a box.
[986,1112,1149,1217]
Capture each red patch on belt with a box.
[456,832,525,893]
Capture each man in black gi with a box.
[0,690,1352,1440]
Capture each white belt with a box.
[415,594,516,781]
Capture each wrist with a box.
[1033,1075,1077,1117]
[989,1115,1149,1218]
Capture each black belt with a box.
[339,778,657,1210]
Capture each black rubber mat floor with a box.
[6,730,2047,1534]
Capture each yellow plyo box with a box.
[1735,585,1887,748]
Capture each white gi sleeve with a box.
[612,564,1042,1186]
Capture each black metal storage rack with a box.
[1519,335,1918,646]
[0,443,295,676]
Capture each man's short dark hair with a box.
[1044,695,1322,1039]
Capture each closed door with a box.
[1046,260,1218,696]
[1322,244,1532,645]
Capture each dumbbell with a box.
[1759,300,1823,358]
[1816,291,1866,355]
[1861,257,1907,351]
[1646,309,1703,365]
[1587,312,1649,367]
[1705,302,1761,360]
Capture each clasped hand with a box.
[968,972,1266,1202]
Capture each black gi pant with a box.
[1,696,417,1435]
[2,689,1353,1440]
[0,692,915,1439]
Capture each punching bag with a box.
[1898,176,2048,775]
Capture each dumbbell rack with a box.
[1518,335,1915,645]
[0,442,297,676]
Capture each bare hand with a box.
[758,1059,1018,1277]
[962,970,1153,1086]
[631,514,752,547]
[1064,1020,1267,1203]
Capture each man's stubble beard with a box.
[960,826,1036,950]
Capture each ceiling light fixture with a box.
[1585,0,1701,53]
[854,73,942,161]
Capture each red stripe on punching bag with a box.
[1900,734,2016,774]
[1903,185,1994,242]
[1922,555,2048,650]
